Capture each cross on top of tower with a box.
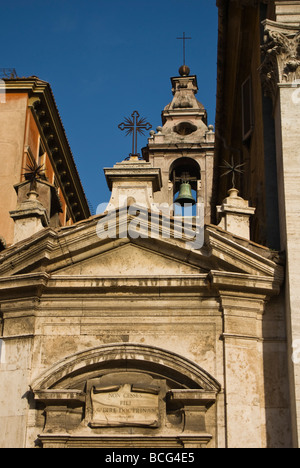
[176,32,192,66]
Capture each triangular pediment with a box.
[54,243,203,277]
[0,208,284,287]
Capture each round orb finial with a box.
[179,65,190,76]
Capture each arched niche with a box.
[31,344,221,448]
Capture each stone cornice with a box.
[31,275,210,296]
[104,163,162,192]
[0,271,281,301]
[205,225,284,280]
[0,272,50,300]
[43,271,281,296]
[37,434,213,449]
[208,270,281,295]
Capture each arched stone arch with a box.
[31,343,221,392]
[31,344,221,448]
[169,157,201,212]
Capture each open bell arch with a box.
[169,157,201,211]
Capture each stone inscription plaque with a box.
[90,383,160,428]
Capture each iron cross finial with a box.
[220,156,246,189]
[23,160,45,192]
[177,32,192,65]
[118,111,152,158]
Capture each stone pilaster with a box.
[260,8,300,448]
[219,291,267,448]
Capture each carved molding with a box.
[260,20,300,101]
[38,434,213,449]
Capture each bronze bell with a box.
[174,182,196,206]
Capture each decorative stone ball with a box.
[179,65,190,77]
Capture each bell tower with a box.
[142,65,215,223]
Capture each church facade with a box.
[0,0,299,449]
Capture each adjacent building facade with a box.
[0,0,300,448]
[0,75,90,248]
[215,0,300,447]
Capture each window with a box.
[173,121,197,136]
[39,139,46,169]
[242,76,254,142]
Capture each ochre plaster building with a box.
[0,75,90,248]
[0,0,299,449]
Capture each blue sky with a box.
[2,0,218,213]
